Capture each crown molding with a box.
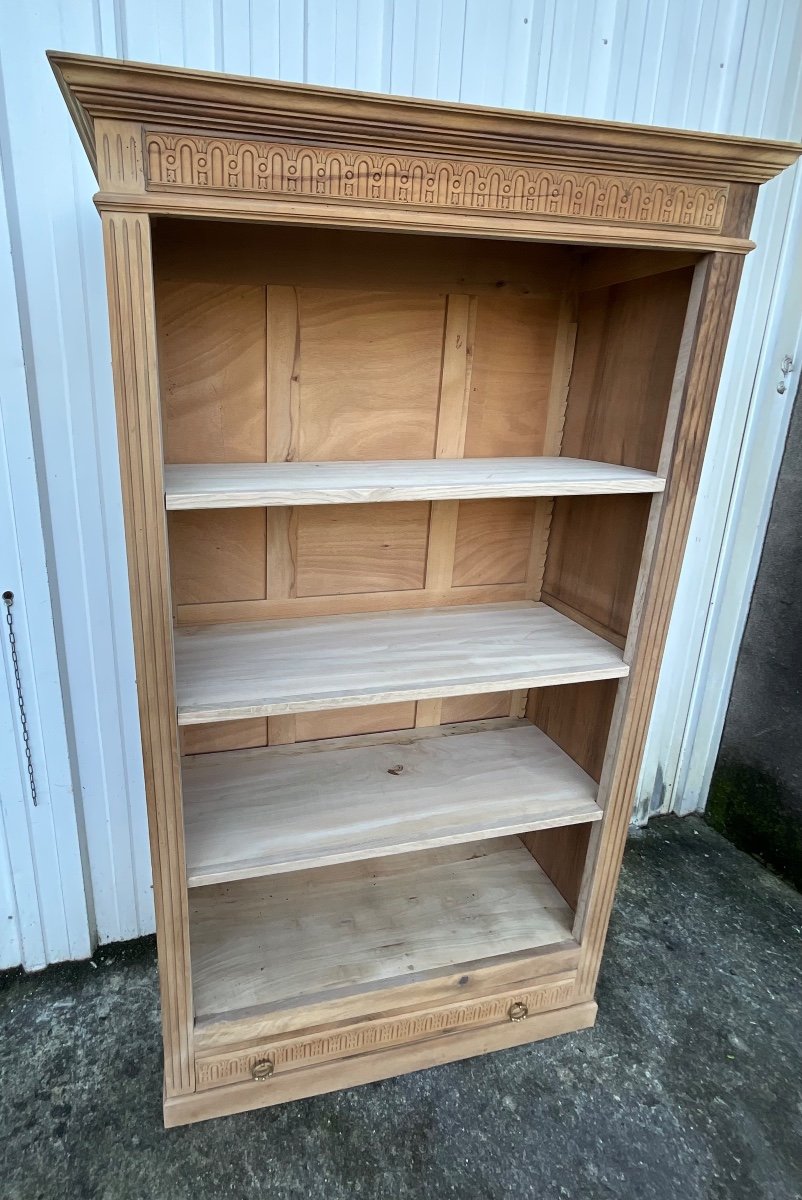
[49,51,800,188]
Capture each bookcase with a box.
[51,51,798,1126]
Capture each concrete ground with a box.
[1,816,800,1200]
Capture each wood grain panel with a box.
[174,584,529,626]
[157,280,267,463]
[561,268,693,471]
[441,693,513,723]
[174,602,629,724]
[578,248,701,293]
[167,1002,597,1124]
[102,212,194,1096]
[465,295,560,457]
[168,510,267,605]
[521,825,592,912]
[164,457,665,509]
[152,220,568,297]
[189,837,573,1021]
[295,503,429,596]
[181,719,268,756]
[159,281,268,621]
[528,679,620,783]
[297,289,446,460]
[194,973,579,1089]
[542,494,651,639]
[182,719,601,885]
[295,703,416,742]
[575,254,745,999]
[453,499,536,587]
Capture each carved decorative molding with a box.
[145,132,729,232]
[196,979,575,1089]
[98,121,145,192]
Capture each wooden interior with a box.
[152,217,712,1089]
[153,221,691,767]
[49,49,798,1126]
[149,218,695,1050]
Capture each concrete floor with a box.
[1,816,800,1200]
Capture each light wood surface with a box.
[194,971,578,1089]
[182,718,601,886]
[189,835,574,1022]
[152,220,568,298]
[574,253,747,998]
[543,268,694,646]
[166,1000,598,1126]
[193,940,581,1048]
[521,825,593,911]
[52,52,798,186]
[102,212,195,1097]
[174,601,628,725]
[164,457,665,509]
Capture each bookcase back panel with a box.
[180,692,517,754]
[294,503,430,596]
[452,499,538,587]
[157,238,688,759]
[289,288,446,461]
[181,718,269,756]
[159,281,268,464]
[465,294,561,458]
[157,226,569,754]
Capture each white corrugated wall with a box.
[0,0,800,967]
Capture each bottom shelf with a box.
[189,835,575,1024]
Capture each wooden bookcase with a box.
[51,52,798,1126]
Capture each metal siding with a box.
[0,138,92,969]
[0,0,798,963]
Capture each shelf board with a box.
[183,717,602,887]
[174,601,628,725]
[189,835,573,1022]
[164,456,665,509]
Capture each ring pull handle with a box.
[251,1059,275,1081]
[508,1002,528,1022]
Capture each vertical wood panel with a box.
[418,293,477,729]
[575,254,744,997]
[264,285,299,747]
[102,211,194,1094]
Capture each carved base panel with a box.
[165,995,596,1126]
[195,974,577,1091]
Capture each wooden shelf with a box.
[189,835,574,1022]
[182,717,602,887]
[174,601,628,725]
[164,457,665,509]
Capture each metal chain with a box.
[3,592,38,807]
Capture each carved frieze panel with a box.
[196,978,576,1090]
[145,131,728,232]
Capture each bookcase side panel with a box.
[574,252,745,997]
[101,210,195,1096]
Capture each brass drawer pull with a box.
[251,1059,275,1081]
[508,1002,528,1022]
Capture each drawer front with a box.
[195,974,576,1091]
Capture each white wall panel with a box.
[0,0,799,964]
[0,141,92,969]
